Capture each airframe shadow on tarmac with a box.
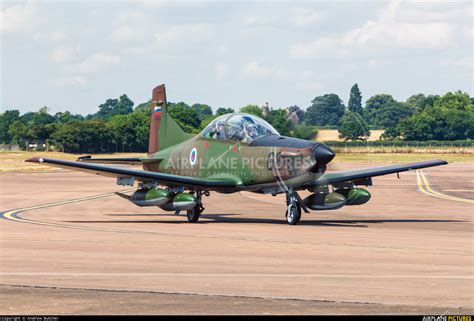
[66,213,464,227]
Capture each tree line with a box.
[1,85,472,153]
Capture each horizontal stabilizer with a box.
[77,155,143,165]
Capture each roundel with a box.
[189,147,198,166]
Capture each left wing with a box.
[25,157,239,190]
[313,159,448,186]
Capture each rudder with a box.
[148,84,194,155]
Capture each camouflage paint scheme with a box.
[138,84,321,193]
[143,136,317,191]
[25,84,448,224]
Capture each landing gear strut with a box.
[285,190,302,225]
[186,191,206,223]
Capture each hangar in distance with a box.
[27,84,448,225]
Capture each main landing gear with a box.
[186,191,207,223]
[285,190,308,225]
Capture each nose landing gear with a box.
[285,190,308,225]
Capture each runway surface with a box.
[0,163,472,314]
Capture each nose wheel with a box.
[285,189,308,225]
[286,202,301,225]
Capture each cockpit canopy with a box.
[200,113,279,143]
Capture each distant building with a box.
[261,102,272,117]
[286,105,304,125]
[0,144,20,152]
[26,140,47,151]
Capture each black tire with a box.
[186,204,201,223]
[286,203,301,225]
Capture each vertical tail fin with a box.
[148,84,194,155]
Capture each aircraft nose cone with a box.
[312,144,335,165]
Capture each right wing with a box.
[314,159,448,186]
[26,157,239,190]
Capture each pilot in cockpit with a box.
[214,120,226,140]
[243,123,258,143]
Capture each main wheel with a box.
[186,204,201,223]
[286,203,301,225]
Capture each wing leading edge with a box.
[314,159,448,186]
[25,157,238,190]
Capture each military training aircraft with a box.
[27,84,448,225]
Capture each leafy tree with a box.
[0,110,20,143]
[398,91,474,140]
[18,112,36,125]
[399,108,474,140]
[107,113,148,152]
[96,99,118,119]
[28,124,55,142]
[8,120,30,148]
[50,119,114,153]
[7,108,56,146]
[168,102,200,132]
[240,104,263,118]
[406,94,439,112]
[433,91,473,111]
[134,100,152,114]
[380,127,401,141]
[216,107,234,116]
[31,112,55,127]
[192,103,213,121]
[54,111,83,123]
[373,102,415,128]
[290,123,318,140]
[348,83,363,115]
[338,112,370,141]
[264,109,294,136]
[305,94,345,126]
[96,94,134,119]
[364,94,396,124]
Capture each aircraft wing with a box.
[25,157,238,189]
[313,159,448,186]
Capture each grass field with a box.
[0,150,472,172]
[317,129,384,141]
[0,152,145,172]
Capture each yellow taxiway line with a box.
[416,170,473,204]
[2,190,135,232]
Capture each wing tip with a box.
[431,159,449,166]
[77,155,92,161]
[25,156,44,163]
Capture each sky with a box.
[1,0,473,115]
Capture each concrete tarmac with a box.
[0,163,472,314]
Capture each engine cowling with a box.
[130,188,170,207]
[159,192,197,211]
[335,188,371,205]
[303,192,346,210]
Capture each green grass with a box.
[0,151,145,172]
